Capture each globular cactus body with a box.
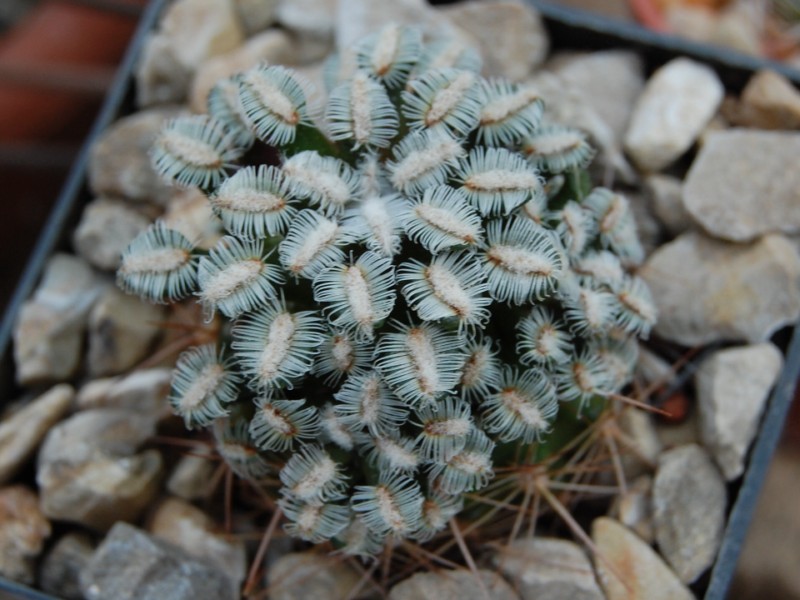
[118,24,656,555]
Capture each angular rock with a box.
[695,343,783,480]
[81,522,236,600]
[610,475,654,544]
[76,368,173,418]
[39,533,95,600]
[135,32,193,107]
[644,174,694,236]
[0,384,73,485]
[640,231,800,346]
[618,407,661,478]
[189,29,295,112]
[87,287,165,377]
[711,3,762,56]
[592,517,693,600]
[37,409,160,531]
[664,6,716,44]
[88,107,183,206]
[38,409,157,465]
[163,188,223,249]
[234,0,278,36]
[738,69,800,129]
[73,197,151,271]
[167,450,217,501]
[149,497,246,595]
[39,449,162,532]
[551,50,644,143]
[624,58,723,172]
[160,0,245,71]
[269,552,361,600]
[14,254,107,385]
[684,130,800,241]
[653,444,726,583]
[494,537,602,600]
[0,486,51,585]
[439,0,548,81]
[390,569,519,600]
[278,0,336,43]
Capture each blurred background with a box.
[0,0,797,598]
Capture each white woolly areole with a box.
[258,312,295,380]
[425,417,471,437]
[201,260,262,302]
[390,138,463,188]
[481,88,540,124]
[619,288,657,322]
[122,248,190,274]
[296,504,321,531]
[291,456,338,500]
[465,169,539,193]
[487,245,554,276]
[600,195,627,233]
[288,219,339,274]
[362,197,396,255]
[331,335,355,372]
[371,25,401,76]
[260,402,294,435]
[529,130,584,155]
[562,206,587,252]
[422,499,446,529]
[361,376,382,424]
[536,325,563,357]
[425,264,472,317]
[501,389,546,429]
[427,71,475,125]
[216,187,285,212]
[243,70,298,124]
[450,450,491,475]
[580,289,607,329]
[406,328,439,396]
[351,73,374,144]
[461,346,489,388]
[415,204,478,244]
[322,409,353,449]
[573,361,596,393]
[344,265,374,326]
[377,436,419,470]
[161,131,221,167]
[178,363,224,410]
[284,164,351,210]
[376,484,407,533]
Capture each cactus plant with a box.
[118,23,656,557]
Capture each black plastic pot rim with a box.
[1,1,798,599]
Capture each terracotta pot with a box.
[0,0,143,141]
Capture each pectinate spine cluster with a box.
[118,24,656,554]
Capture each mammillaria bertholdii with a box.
[117,23,656,554]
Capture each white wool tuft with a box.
[405,328,439,396]
[161,130,221,167]
[122,248,190,274]
[481,88,540,124]
[487,245,553,276]
[258,313,295,380]
[201,260,262,302]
